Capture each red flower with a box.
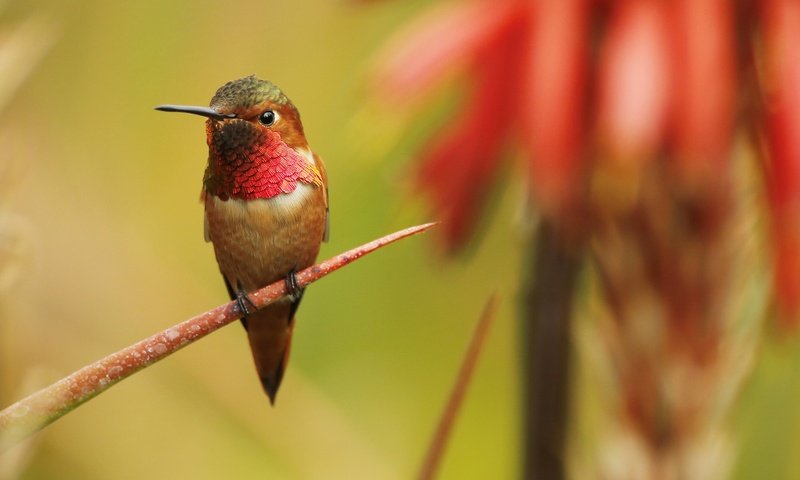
[761,0,800,327]
[521,0,588,222]
[373,0,800,328]
[372,0,585,251]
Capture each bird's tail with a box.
[245,300,296,404]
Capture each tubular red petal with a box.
[371,0,524,104]
[669,0,736,185]
[761,0,800,327]
[418,118,496,250]
[597,0,672,166]
[416,29,523,251]
[775,219,800,329]
[762,0,800,209]
[520,0,589,219]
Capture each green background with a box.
[0,1,797,479]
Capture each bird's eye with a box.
[259,110,277,126]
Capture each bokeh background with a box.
[0,1,519,479]
[0,0,799,479]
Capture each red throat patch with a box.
[204,127,321,201]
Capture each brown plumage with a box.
[204,180,327,402]
[157,75,328,403]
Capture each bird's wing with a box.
[200,188,212,242]
[314,152,330,242]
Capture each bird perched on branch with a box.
[157,75,329,403]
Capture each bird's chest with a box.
[204,184,325,289]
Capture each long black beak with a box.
[154,104,236,120]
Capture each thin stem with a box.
[417,294,499,480]
[0,222,436,452]
[522,221,582,480]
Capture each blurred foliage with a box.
[0,1,798,479]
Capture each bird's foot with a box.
[235,289,257,317]
[285,268,305,302]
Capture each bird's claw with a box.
[235,289,257,317]
[285,269,304,302]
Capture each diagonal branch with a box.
[0,222,437,452]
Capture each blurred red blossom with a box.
[597,0,671,173]
[669,0,736,185]
[371,0,800,475]
[372,0,529,249]
[761,0,800,327]
[372,0,800,327]
[520,0,588,221]
[372,0,595,247]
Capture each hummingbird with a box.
[156,75,329,404]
